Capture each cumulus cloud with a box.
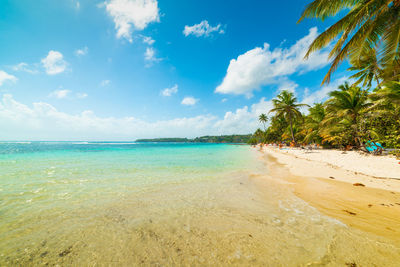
[181,96,198,106]
[213,97,272,134]
[75,46,88,56]
[161,84,178,96]
[49,89,71,99]
[0,95,272,140]
[105,0,160,42]
[278,80,299,94]
[41,51,67,75]
[301,76,348,106]
[0,71,17,86]
[183,20,224,37]
[215,27,330,97]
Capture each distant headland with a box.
[136,134,252,143]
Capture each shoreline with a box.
[262,146,400,190]
[259,146,400,244]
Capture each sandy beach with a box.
[261,146,400,244]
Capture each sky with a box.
[0,0,350,141]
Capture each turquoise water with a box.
[1,142,400,266]
[0,142,255,210]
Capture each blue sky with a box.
[0,0,349,140]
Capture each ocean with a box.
[1,142,399,266]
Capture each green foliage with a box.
[258,113,268,131]
[389,150,400,159]
[247,137,258,145]
[136,138,190,142]
[321,83,372,147]
[298,0,400,85]
[136,135,253,144]
[348,48,383,88]
[254,82,400,150]
[300,103,326,144]
[192,135,252,143]
[270,90,309,143]
[251,0,400,149]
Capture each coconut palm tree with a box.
[270,90,309,143]
[375,81,400,105]
[258,113,268,131]
[298,0,400,84]
[348,48,383,89]
[302,103,326,143]
[322,83,372,147]
[254,128,265,143]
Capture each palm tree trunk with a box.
[353,114,360,148]
[289,114,295,144]
[375,75,382,89]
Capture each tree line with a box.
[136,135,252,143]
[249,0,400,156]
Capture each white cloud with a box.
[49,89,71,99]
[49,90,88,100]
[11,63,39,74]
[0,79,353,141]
[100,80,111,86]
[144,47,155,61]
[105,0,160,42]
[278,80,298,94]
[0,94,215,140]
[215,27,330,97]
[76,92,88,99]
[183,20,224,37]
[0,71,17,86]
[144,47,161,65]
[161,84,178,97]
[143,36,155,45]
[75,46,88,56]
[301,76,348,106]
[181,96,198,106]
[41,50,67,75]
[214,97,272,134]
[221,98,228,103]
[0,95,273,140]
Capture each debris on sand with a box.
[343,209,357,215]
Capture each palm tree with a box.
[258,113,268,131]
[270,90,309,143]
[348,48,383,89]
[254,128,264,143]
[298,0,400,84]
[323,83,372,147]
[374,81,400,105]
[302,103,326,143]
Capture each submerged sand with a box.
[261,146,400,245]
[2,146,400,266]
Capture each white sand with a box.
[261,146,400,192]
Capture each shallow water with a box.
[0,142,399,266]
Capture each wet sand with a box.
[262,148,400,246]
